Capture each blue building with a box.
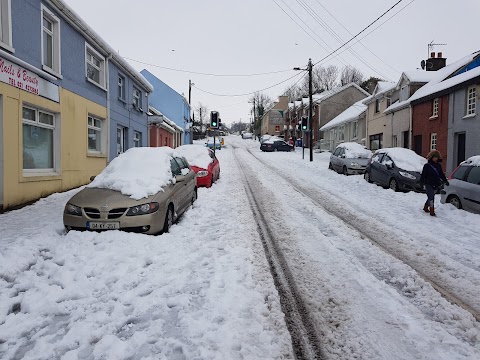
[140,69,191,144]
[0,0,151,210]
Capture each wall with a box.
[387,107,410,147]
[149,125,174,148]
[447,84,480,173]
[412,95,449,171]
[366,96,391,149]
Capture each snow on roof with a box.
[377,147,427,172]
[320,98,369,131]
[310,83,369,105]
[88,147,177,199]
[462,155,480,167]
[336,142,372,159]
[176,145,213,169]
[401,70,437,84]
[409,65,480,103]
[363,82,396,105]
[408,51,480,103]
[51,0,153,92]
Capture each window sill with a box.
[86,77,107,92]
[463,113,476,119]
[87,152,107,158]
[118,97,127,104]
[429,115,438,120]
[0,42,15,54]
[42,65,63,79]
[21,172,61,182]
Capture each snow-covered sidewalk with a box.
[0,147,293,360]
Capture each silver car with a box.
[441,158,480,214]
[329,142,372,175]
[64,152,197,235]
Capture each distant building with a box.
[261,96,289,136]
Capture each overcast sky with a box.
[64,0,480,125]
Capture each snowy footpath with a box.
[1,136,480,359]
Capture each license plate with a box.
[87,222,120,230]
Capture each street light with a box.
[293,59,313,162]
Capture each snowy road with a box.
[1,136,480,359]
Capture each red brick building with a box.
[411,95,449,171]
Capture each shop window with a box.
[369,133,383,151]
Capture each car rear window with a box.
[452,165,470,180]
[466,167,480,185]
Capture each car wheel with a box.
[364,171,372,183]
[328,162,333,170]
[343,166,348,176]
[191,188,197,206]
[163,205,174,233]
[389,178,398,192]
[447,195,462,209]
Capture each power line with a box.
[124,57,294,77]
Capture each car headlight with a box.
[197,170,209,177]
[350,162,360,167]
[126,202,159,216]
[399,171,416,180]
[65,203,82,216]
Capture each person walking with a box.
[420,150,449,216]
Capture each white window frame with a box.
[118,74,126,101]
[41,5,61,77]
[87,115,106,154]
[22,105,60,175]
[133,131,142,147]
[352,121,358,139]
[432,98,439,117]
[392,135,398,147]
[466,85,476,116]
[430,133,437,150]
[0,0,13,52]
[85,43,106,89]
[133,86,142,111]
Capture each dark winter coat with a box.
[420,160,447,189]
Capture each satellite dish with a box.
[421,60,426,70]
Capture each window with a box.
[352,121,358,139]
[392,135,398,147]
[133,86,142,110]
[432,98,439,117]
[0,0,13,50]
[338,125,345,141]
[41,6,61,75]
[369,133,383,151]
[170,158,181,176]
[430,133,437,150]
[375,99,380,113]
[386,97,391,108]
[118,75,125,101]
[466,167,480,185]
[86,44,105,88]
[275,125,280,132]
[116,126,127,154]
[330,129,335,141]
[133,131,142,147]
[467,86,476,116]
[22,106,56,171]
[452,165,469,181]
[400,85,408,101]
[87,116,104,153]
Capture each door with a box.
[169,158,184,214]
[378,154,394,185]
[403,131,409,149]
[369,153,384,183]
[331,147,341,171]
[464,167,480,212]
[456,133,466,166]
[116,126,127,155]
[414,135,422,155]
[174,157,195,213]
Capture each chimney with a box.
[426,52,447,71]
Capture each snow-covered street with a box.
[2,136,480,359]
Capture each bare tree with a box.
[283,84,304,102]
[194,102,208,127]
[317,65,339,91]
[340,65,364,86]
[249,92,273,130]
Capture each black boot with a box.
[423,203,429,213]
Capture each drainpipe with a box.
[106,54,112,162]
[409,105,412,150]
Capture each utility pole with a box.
[199,107,202,139]
[308,58,313,162]
[188,80,194,144]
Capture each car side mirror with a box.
[176,174,186,182]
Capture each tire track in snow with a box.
[244,147,480,323]
[232,146,326,360]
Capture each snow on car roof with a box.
[377,147,427,172]
[176,144,212,170]
[462,155,480,166]
[336,142,372,159]
[88,147,176,199]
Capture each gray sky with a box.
[64,0,480,125]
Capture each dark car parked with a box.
[364,148,426,192]
[441,156,480,214]
[260,140,293,152]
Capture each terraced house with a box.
[0,0,152,211]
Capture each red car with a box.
[175,145,220,188]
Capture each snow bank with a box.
[379,148,427,172]
[462,155,480,166]
[338,142,372,159]
[176,144,213,169]
[88,147,175,199]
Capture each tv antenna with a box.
[427,40,447,58]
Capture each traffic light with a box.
[210,111,219,128]
[301,116,308,131]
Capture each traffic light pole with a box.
[308,58,313,162]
